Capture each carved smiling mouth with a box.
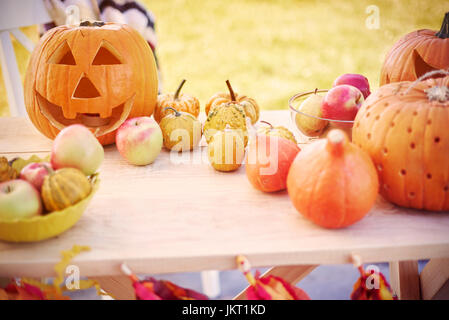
[36,91,135,137]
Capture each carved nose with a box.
[73,76,101,98]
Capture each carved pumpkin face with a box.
[24,22,158,145]
[380,12,449,85]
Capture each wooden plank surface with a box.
[0,111,449,278]
[420,258,449,300]
[389,261,421,300]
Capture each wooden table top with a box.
[0,111,449,278]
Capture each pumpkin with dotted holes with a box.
[352,73,449,211]
[24,21,158,146]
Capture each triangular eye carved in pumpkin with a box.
[48,40,76,65]
[92,41,123,65]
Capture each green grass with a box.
[1,0,448,117]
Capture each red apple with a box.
[333,73,371,98]
[246,135,300,192]
[321,85,364,124]
[51,124,104,175]
[116,117,163,166]
[0,179,42,221]
[20,162,52,192]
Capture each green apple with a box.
[0,179,42,221]
[51,124,104,175]
[295,94,329,137]
[116,117,163,166]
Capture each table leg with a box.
[389,260,420,300]
[91,275,135,300]
[420,258,449,300]
[233,265,317,300]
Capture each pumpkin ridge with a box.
[32,29,65,133]
[306,145,328,225]
[52,175,71,210]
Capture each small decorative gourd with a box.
[159,107,202,151]
[257,121,297,144]
[154,79,200,123]
[41,168,92,212]
[203,90,248,146]
[353,72,449,211]
[287,129,379,229]
[205,80,260,124]
[208,128,245,172]
[0,157,17,182]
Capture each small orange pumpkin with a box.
[352,72,449,211]
[287,129,379,229]
[205,80,259,124]
[24,21,158,145]
[380,12,449,85]
[154,79,200,123]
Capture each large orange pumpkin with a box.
[352,73,449,211]
[24,21,158,145]
[380,12,449,85]
[287,129,379,229]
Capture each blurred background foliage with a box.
[0,0,448,117]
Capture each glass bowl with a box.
[288,89,354,143]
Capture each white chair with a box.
[0,0,52,117]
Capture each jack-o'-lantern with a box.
[24,21,158,145]
[380,12,449,85]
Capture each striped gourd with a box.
[41,168,91,212]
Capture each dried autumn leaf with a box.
[237,255,310,300]
[350,255,397,300]
[1,245,105,300]
[121,263,209,300]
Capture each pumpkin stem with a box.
[226,80,237,102]
[436,12,449,39]
[260,121,273,129]
[79,21,105,27]
[174,79,186,100]
[163,106,181,117]
[404,70,449,95]
[326,129,346,156]
[425,86,449,103]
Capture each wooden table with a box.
[1,111,448,300]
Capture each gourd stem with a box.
[260,121,273,129]
[326,129,345,156]
[436,12,449,39]
[163,107,181,117]
[226,80,237,102]
[174,79,186,100]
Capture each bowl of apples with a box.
[289,74,370,143]
[0,125,103,243]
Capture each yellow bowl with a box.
[0,155,100,243]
